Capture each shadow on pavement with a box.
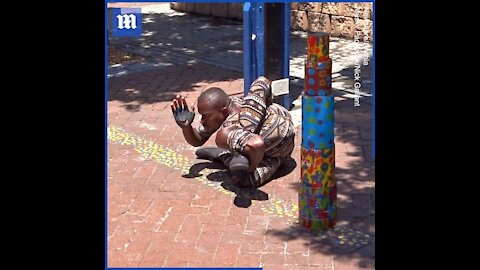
[184,156,297,208]
[182,161,226,179]
[267,220,375,268]
[107,61,243,111]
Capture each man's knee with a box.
[215,128,230,149]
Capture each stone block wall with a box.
[292,2,372,41]
[170,2,373,41]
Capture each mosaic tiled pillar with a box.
[299,32,336,230]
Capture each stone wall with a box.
[170,2,373,41]
[291,2,372,41]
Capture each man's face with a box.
[197,101,227,133]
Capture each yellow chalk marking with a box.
[108,125,375,248]
[108,124,298,219]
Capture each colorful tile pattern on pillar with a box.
[298,182,337,230]
[298,215,336,230]
[300,31,336,231]
[304,59,332,96]
[300,147,335,188]
[298,184,337,216]
[301,95,334,150]
[307,32,330,65]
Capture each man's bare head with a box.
[197,87,230,111]
[197,87,231,132]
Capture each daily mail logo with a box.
[111,8,142,37]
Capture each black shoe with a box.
[229,154,250,172]
[195,147,229,160]
[230,170,252,187]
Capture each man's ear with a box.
[221,106,229,116]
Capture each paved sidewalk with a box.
[107,3,374,269]
[108,3,373,101]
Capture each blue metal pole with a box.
[243,2,252,96]
[254,2,265,79]
[243,2,265,97]
[280,3,290,109]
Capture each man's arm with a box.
[243,134,265,172]
[171,95,210,147]
[215,126,265,172]
[180,125,208,147]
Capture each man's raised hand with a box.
[171,95,195,128]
